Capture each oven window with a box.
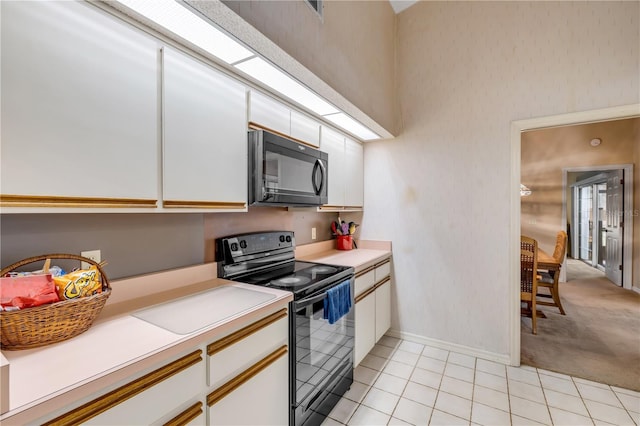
[294,296,354,407]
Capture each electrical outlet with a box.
[80,250,101,269]
[311,227,317,240]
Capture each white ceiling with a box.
[388,0,418,14]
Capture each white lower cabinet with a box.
[40,350,205,425]
[354,260,392,367]
[35,308,289,426]
[207,350,288,426]
[375,279,392,342]
[354,290,376,366]
[206,308,289,425]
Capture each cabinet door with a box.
[290,110,320,147]
[354,293,376,367]
[208,349,288,426]
[163,47,247,209]
[1,1,159,205]
[375,280,392,343]
[344,138,364,208]
[249,91,290,136]
[320,126,346,207]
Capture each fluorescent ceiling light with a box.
[235,57,339,116]
[117,0,253,64]
[323,113,380,141]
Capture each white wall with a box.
[361,1,639,358]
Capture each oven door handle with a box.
[295,291,327,309]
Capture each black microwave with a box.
[249,129,328,207]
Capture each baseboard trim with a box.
[632,286,640,295]
[386,329,512,366]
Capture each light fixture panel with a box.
[323,112,380,140]
[117,0,254,64]
[235,57,339,116]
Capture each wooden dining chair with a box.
[521,236,539,334]
[537,230,567,315]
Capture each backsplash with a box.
[203,207,363,262]
[0,209,363,280]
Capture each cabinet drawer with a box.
[45,351,204,425]
[163,401,205,426]
[354,269,375,297]
[207,309,288,389]
[375,261,391,282]
[208,347,288,426]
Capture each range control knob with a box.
[239,240,247,249]
[230,242,239,251]
[279,235,285,243]
[285,235,292,243]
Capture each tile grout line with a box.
[387,343,424,425]
[426,348,450,425]
[346,340,403,425]
[536,367,556,426]
[570,375,595,426]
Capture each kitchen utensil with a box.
[341,222,348,235]
[333,221,342,235]
[348,222,356,235]
[331,221,337,235]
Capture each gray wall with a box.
[1,209,363,280]
[0,214,204,280]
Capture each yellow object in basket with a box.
[53,266,102,300]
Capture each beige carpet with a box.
[521,259,640,391]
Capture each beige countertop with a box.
[0,264,292,424]
[296,239,392,273]
[0,241,391,424]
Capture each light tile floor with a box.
[322,335,640,426]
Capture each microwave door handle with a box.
[312,159,326,196]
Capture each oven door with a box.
[291,280,354,426]
[249,129,328,206]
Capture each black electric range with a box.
[216,231,355,426]
[215,231,353,300]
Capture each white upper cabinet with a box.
[290,110,321,147]
[0,1,159,208]
[344,138,364,207]
[249,91,291,137]
[249,91,320,148]
[162,47,247,210]
[320,127,347,208]
[320,127,364,210]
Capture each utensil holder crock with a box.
[336,235,353,251]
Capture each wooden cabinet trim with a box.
[355,285,377,303]
[43,350,203,426]
[207,309,287,356]
[248,122,318,148]
[163,402,203,426]
[375,259,391,269]
[207,345,287,407]
[355,265,376,278]
[163,200,246,209]
[0,195,157,208]
[373,277,391,290]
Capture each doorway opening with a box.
[509,104,639,366]
[569,168,628,286]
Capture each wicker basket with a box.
[0,253,111,350]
